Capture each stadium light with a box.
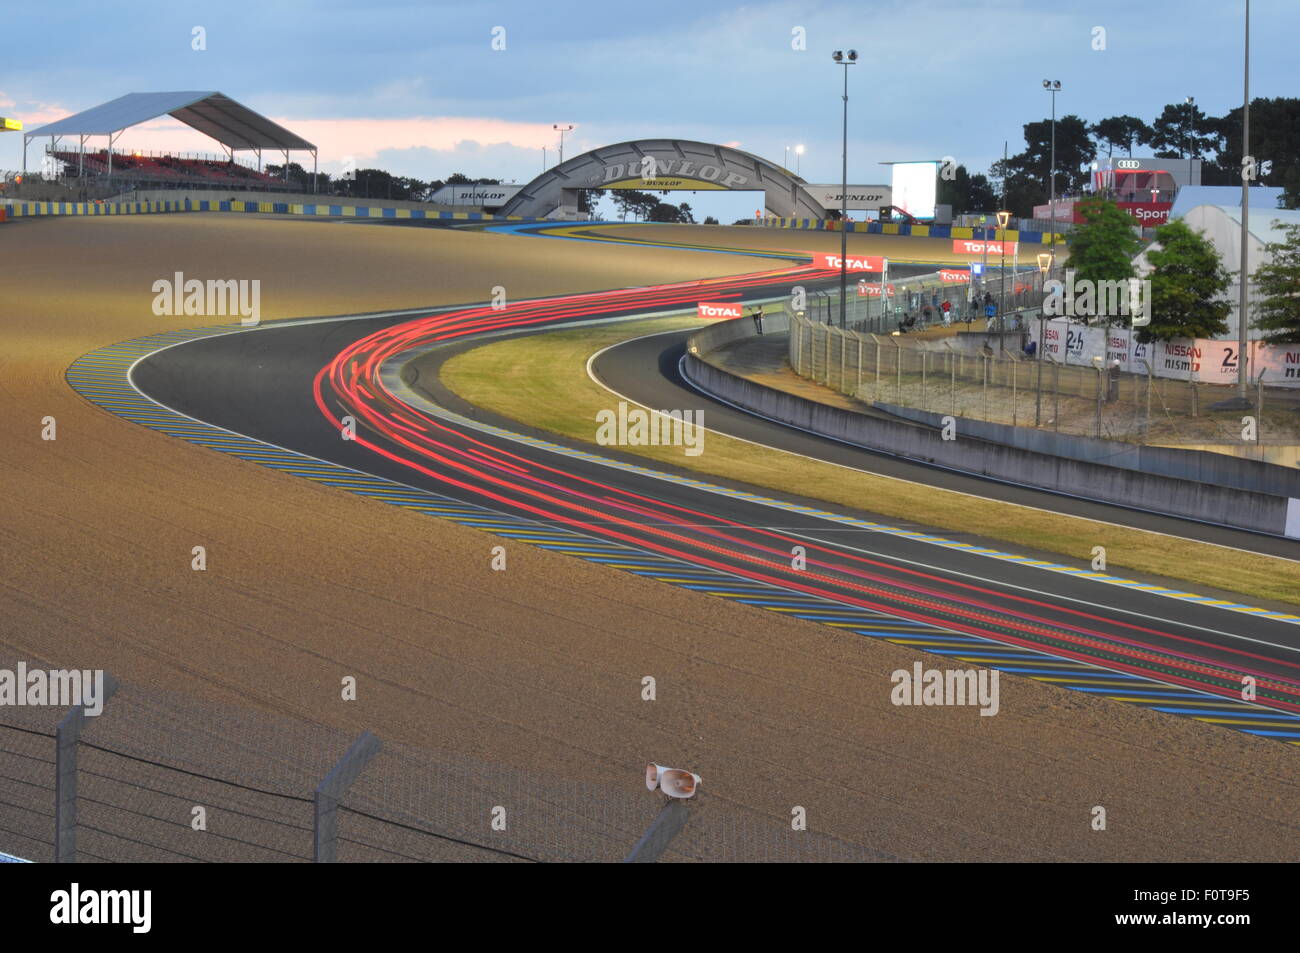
[1237,1,1250,402]
[553,124,574,166]
[795,143,804,176]
[831,49,858,329]
[1042,80,1061,248]
[645,763,701,799]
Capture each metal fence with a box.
[0,654,889,864]
[798,264,1059,337]
[788,313,1300,445]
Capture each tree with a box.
[1004,114,1095,197]
[1139,219,1232,342]
[647,202,683,222]
[988,159,1044,218]
[1147,101,1218,161]
[1202,97,1300,193]
[1066,197,1143,323]
[1252,222,1300,344]
[610,189,659,221]
[1090,116,1152,157]
[937,164,999,215]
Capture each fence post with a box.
[1257,374,1265,438]
[856,336,863,397]
[874,337,881,403]
[1011,359,1018,427]
[55,672,119,863]
[1145,360,1153,440]
[839,329,847,392]
[624,799,691,863]
[824,325,832,387]
[949,347,957,417]
[314,731,382,863]
[921,351,928,411]
[1094,366,1104,439]
[1053,361,1060,432]
[982,356,989,421]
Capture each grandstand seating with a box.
[50,150,292,191]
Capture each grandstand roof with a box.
[25,91,315,151]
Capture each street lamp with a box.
[795,143,804,176]
[553,124,574,165]
[1237,2,1250,402]
[1042,80,1061,247]
[832,49,858,328]
[1035,252,1054,426]
[997,210,1010,350]
[1183,96,1195,193]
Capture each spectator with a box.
[941,299,952,327]
[752,305,764,335]
[984,300,997,327]
[921,304,933,327]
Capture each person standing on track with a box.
[752,305,764,335]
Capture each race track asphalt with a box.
[130,271,1300,711]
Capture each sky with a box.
[1,0,1294,221]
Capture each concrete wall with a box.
[686,321,1299,538]
[880,403,1300,499]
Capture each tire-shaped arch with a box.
[499,138,828,220]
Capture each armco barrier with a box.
[0,198,537,223]
[683,320,1298,538]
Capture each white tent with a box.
[1133,203,1300,341]
[23,91,317,187]
[1167,184,1284,220]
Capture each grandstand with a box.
[24,91,317,194]
[49,149,292,191]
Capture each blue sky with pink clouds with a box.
[2,0,1295,219]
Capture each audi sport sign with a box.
[697,301,743,319]
[811,252,886,272]
[1117,202,1171,226]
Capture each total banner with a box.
[811,252,886,272]
[952,239,1019,256]
[697,301,743,320]
[1028,320,1300,387]
[939,268,971,283]
[856,281,896,296]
